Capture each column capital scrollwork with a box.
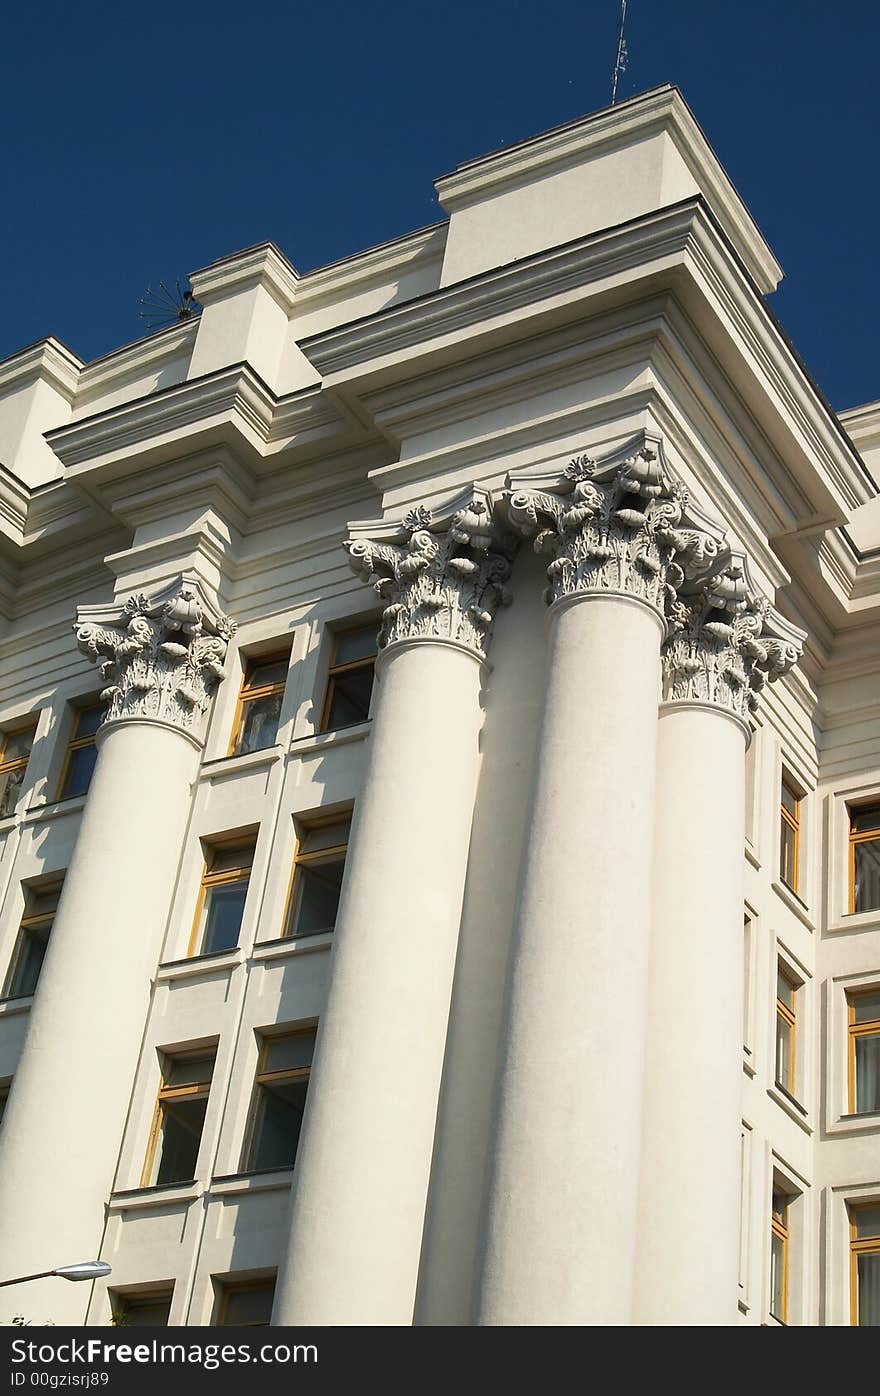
[662,554,806,723]
[505,434,725,618]
[74,574,237,741]
[344,487,517,662]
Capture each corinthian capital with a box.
[345,488,516,661]
[74,575,237,740]
[662,556,805,723]
[506,436,724,617]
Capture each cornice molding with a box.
[0,337,82,401]
[190,242,299,314]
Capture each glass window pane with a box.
[333,627,377,667]
[61,743,98,800]
[299,820,350,856]
[854,1207,880,1239]
[234,693,282,756]
[263,1032,315,1075]
[208,843,255,875]
[251,1078,309,1170]
[114,1294,172,1326]
[857,1253,880,1325]
[776,969,795,1009]
[770,1231,785,1320]
[288,858,345,938]
[852,993,880,1024]
[775,1012,793,1090]
[202,881,248,953]
[6,927,50,998]
[1,729,34,766]
[325,667,374,731]
[780,817,797,889]
[772,1189,789,1224]
[243,659,288,692]
[164,1054,215,1090]
[855,1036,880,1114]
[0,763,26,817]
[854,839,880,914]
[851,805,880,835]
[221,1283,275,1326]
[154,1096,208,1184]
[781,781,799,816]
[74,706,104,740]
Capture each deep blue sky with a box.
[3,1,877,409]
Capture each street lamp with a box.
[0,1262,111,1289]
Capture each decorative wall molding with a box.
[74,574,236,739]
[345,487,516,661]
[663,554,806,722]
[506,434,725,617]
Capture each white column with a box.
[273,492,514,1326]
[475,439,723,1326]
[634,562,804,1325]
[0,579,233,1323]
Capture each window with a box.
[848,990,880,1115]
[142,1050,215,1186]
[230,654,289,757]
[770,1187,790,1323]
[851,1205,880,1326]
[743,915,752,1052]
[775,964,798,1095]
[849,804,880,914]
[0,724,36,817]
[190,838,256,956]
[282,816,350,940]
[58,703,103,800]
[779,776,800,893]
[0,1080,9,1128]
[111,1289,173,1326]
[244,1029,315,1172]
[214,1276,276,1326]
[2,882,62,1000]
[320,625,377,732]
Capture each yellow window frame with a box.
[850,1203,880,1326]
[770,1192,790,1324]
[187,839,255,958]
[0,722,36,814]
[228,652,289,757]
[848,804,880,914]
[775,966,797,1096]
[56,703,103,800]
[780,778,801,894]
[2,885,60,1000]
[848,992,880,1114]
[140,1051,214,1187]
[214,1275,276,1326]
[242,1029,314,1172]
[281,815,349,940]
[319,627,376,733]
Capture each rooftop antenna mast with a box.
[611,0,629,104]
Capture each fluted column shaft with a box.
[476,440,725,1325]
[0,579,232,1324]
[274,493,513,1325]
[634,564,804,1324]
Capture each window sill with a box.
[0,993,33,1018]
[198,745,282,784]
[745,840,761,871]
[156,947,243,983]
[825,1110,880,1138]
[743,1047,756,1079]
[252,931,333,962]
[22,795,87,826]
[108,1180,200,1213]
[209,1168,293,1197]
[826,908,880,937]
[767,1083,812,1134]
[288,722,371,758]
[771,879,814,931]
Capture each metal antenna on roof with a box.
[611,0,629,104]
[138,279,199,331]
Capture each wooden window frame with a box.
[241,1029,314,1172]
[848,803,880,915]
[227,651,289,758]
[280,814,350,940]
[140,1050,215,1187]
[770,1189,790,1324]
[775,963,798,1096]
[187,838,255,958]
[56,702,103,801]
[319,626,377,734]
[780,776,801,895]
[214,1274,277,1327]
[850,1203,880,1326]
[847,990,880,1114]
[2,881,62,1000]
[0,722,36,817]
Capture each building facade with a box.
[0,85,878,1326]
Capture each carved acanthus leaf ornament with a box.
[74,579,236,738]
[345,493,516,661]
[507,444,723,615]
